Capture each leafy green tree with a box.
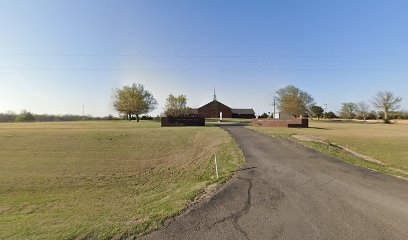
[258,113,269,118]
[113,83,157,122]
[324,111,337,119]
[164,94,192,117]
[15,110,35,122]
[274,85,315,118]
[340,102,358,119]
[371,91,403,123]
[310,105,324,120]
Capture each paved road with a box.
[141,126,408,240]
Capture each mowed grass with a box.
[205,118,251,125]
[249,121,408,174]
[0,121,244,239]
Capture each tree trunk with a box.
[384,107,387,120]
[136,114,140,122]
[128,114,131,121]
[384,111,388,123]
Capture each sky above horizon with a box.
[1,0,408,117]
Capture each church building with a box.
[191,88,256,119]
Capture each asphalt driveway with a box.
[141,126,408,240]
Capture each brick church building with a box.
[191,88,256,119]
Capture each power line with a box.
[2,66,408,72]
[0,51,407,58]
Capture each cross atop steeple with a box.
[213,85,217,101]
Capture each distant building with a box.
[191,87,256,119]
[273,112,294,119]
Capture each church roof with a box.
[197,100,232,110]
[232,109,255,115]
[193,100,255,115]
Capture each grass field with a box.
[0,121,244,239]
[249,120,408,177]
[205,118,251,126]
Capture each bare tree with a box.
[275,85,315,118]
[357,101,370,122]
[113,83,157,122]
[371,91,402,123]
[164,94,191,117]
[340,102,358,119]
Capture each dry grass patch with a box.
[0,121,244,239]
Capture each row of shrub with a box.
[343,111,408,120]
[0,112,121,122]
[0,111,159,123]
[127,115,159,121]
[257,111,408,120]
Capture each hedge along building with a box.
[191,87,256,119]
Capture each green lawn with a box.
[205,118,251,126]
[249,121,408,175]
[0,121,244,239]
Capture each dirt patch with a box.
[392,120,408,124]
[191,183,219,205]
[128,217,150,225]
[0,206,9,214]
[292,134,327,143]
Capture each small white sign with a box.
[215,154,219,179]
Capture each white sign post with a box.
[219,112,223,122]
[215,154,219,179]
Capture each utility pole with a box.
[268,99,276,118]
[323,104,328,119]
[273,99,276,119]
[82,105,85,118]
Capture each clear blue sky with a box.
[1,0,407,116]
